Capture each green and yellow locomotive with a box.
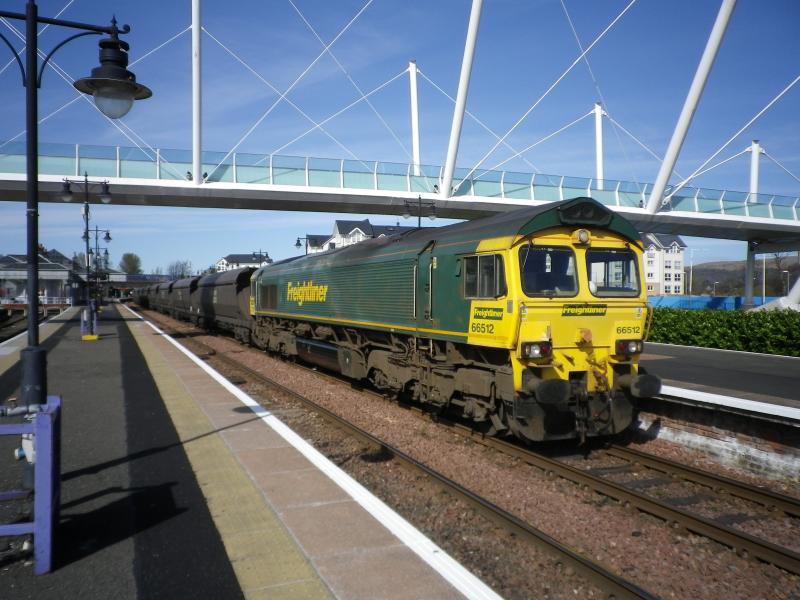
[249,197,660,443]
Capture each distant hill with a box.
[689,257,799,296]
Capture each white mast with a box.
[409,60,421,177]
[645,0,737,213]
[192,0,202,185]
[441,0,483,198]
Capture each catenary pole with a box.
[192,0,201,185]
[441,0,483,198]
[645,0,737,213]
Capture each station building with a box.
[301,219,415,254]
[642,233,687,295]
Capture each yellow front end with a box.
[506,228,656,440]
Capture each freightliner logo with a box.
[286,281,329,306]
[561,304,607,316]
[473,307,504,320]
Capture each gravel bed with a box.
[148,311,800,599]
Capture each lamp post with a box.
[62,172,111,305]
[87,227,112,302]
[402,195,436,228]
[712,281,720,296]
[251,250,273,266]
[295,237,309,255]
[0,1,151,405]
[783,270,791,296]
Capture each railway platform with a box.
[0,304,493,600]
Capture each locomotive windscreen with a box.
[585,249,640,297]
[519,246,577,297]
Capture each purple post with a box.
[0,396,61,574]
[33,396,61,574]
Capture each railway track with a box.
[142,311,657,600]
[140,307,800,586]
[456,428,800,576]
[0,314,27,343]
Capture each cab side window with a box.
[464,255,506,299]
[259,283,277,309]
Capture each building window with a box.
[664,273,672,281]
[647,284,654,292]
[674,285,681,294]
[665,260,671,268]
[646,272,654,280]
[647,259,654,267]
[674,261,681,269]
[674,273,682,282]
[664,285,672,294]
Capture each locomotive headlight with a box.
[522,341,552,358]
[572,228,591,245]
[615,339,643,355]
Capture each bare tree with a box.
[166,260,193,279]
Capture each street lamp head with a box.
[103,231,112,243]
[295,238,302,249]
[99,182,112,204]
[61,180,73,202]
[73,19,152,119]
[82,231,89,242]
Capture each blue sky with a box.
[1,0,799,271]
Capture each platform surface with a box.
[0,304,475,599]
[641,342,800,409]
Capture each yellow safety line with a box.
[125,315,332,600]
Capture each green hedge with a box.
[648,308,800,357]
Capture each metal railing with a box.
[1,140,798,221]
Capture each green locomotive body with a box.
[250,197,659,442]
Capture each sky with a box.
[1,0,799,272]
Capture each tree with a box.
[119,252,143,274]
[166,260,192,279]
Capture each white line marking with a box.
[662,385,800,422]
[121,304,502,600]
[647,342,800,361]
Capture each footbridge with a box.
[1,141,799,254]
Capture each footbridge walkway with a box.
[1,141,800,254]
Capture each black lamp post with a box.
[0,1,151,406]
[295,237,309,255]
[251,250,273,265]
[402,195,436,228]
[62,172,111,307]
[87,227,112,303]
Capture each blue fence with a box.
[648,295,779,310]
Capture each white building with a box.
[215,253,272,272]
[302,220,415,254]
[642,233,687,295]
